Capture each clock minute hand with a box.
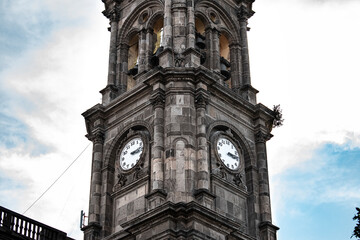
[227,152,239,160]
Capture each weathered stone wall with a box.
[113,183,148,232]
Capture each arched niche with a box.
[127,34,139,90]
[219,33,231,87]
[152,17,164,53]
[148,15,164,67]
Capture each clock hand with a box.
[227,152,239,160]
[130,147,142,155]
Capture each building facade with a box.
[82,0,279,239]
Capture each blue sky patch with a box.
[0,1,56,71]
[274,142,360,240]
[0,112,29,149]
[0,91,50,156]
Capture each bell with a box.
[128,64,138,76]
[150,46,164,66]
[220,57,231,80]
[200,53,206,65]
[195,33,206,49]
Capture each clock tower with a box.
[82,0,279,239]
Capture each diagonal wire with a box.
[23,143,91,215]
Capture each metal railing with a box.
[0,206,71,240]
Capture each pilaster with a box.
[88,131,105,226]
[255,130,278,240]
[150,87,166,192]
[195,86,209,191]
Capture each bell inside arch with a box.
[150,46,164,67]
[195,32,206,49]
[128,64,138,76]
[220,57,231,80]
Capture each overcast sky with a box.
[0,0,359,239]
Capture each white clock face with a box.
[216,137,240,170]
[120,137,143,170]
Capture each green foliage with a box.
[352,207,360,239]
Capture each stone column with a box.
[172,0,187,54]
[163,0,173,49]
[195,87,209,190]
[88,132,104,228]
[255,131,272,223]
[186,0,195,49]
[210,28,220,72]
[238,6,252,86]
[145,29,154,71]
[118,43,129,93]
[158,0,174,67]
[229,43,242,92]
[101,9,120,105]
[138,30,147,73]
[107,13,119,86]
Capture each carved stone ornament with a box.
[117,172,127,187]
[237,5,254,21]
[133,164,146,180]
[207,10,220,24]
[175,54,185,67]
[92,131,105,144]
[138,9,150,24]
[195,91,209,109]
[102,4,121,22]
[255,131,272,143]
[150,90,165,108]
[233,173,246,190]
[214,164,227,179]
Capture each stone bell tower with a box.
[82,0,279,239]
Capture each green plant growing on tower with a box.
[352,207,360,239]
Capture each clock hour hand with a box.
[227,152,239,160]
[130,147,142,155]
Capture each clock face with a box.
[119,137,143,170]
[216,137,240,170]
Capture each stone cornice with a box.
[119,201,253,239]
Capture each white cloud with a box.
[249,1,360,229]
[0,1,109,238]
[250,0,360,170]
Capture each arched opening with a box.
[195,17,205,35]
[219,34,231,87]
[150,17,164,67]
[195,17,206,64]
[127,34,139,90]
